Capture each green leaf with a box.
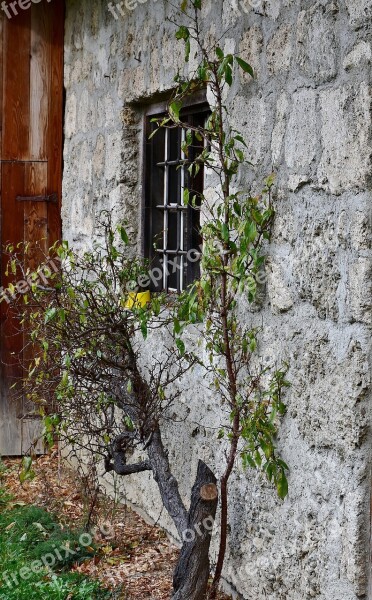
[233,201,242,217]
[221,223,229,242]
[151,297,161,316]
[265,173,276,189]
[242,453,256,469]
[245,221,257,243]
[234,134,248,148]
[254,450,262,467]
[176,25,189,41]
[44,307,57,324]
[276,471,288,499]
[277,459,289,471]
[22,456,32,471]
[19,457,36,484]
[61,371,69,387]
[173,318,182,334]
[175,24,191,59]
[235,56,254,78]
[119,226,129,244]
[140,319,148,339]
[124,416,135,431]
[185,38,191,62]
[169,100,183,122]
[259,438,272,459]
[176,338,185,355]
[216,47,224,60]
[197,64,208,81]
[235,148,244,162]
[266,462,274,481]
[217,55,233,82]
[149,127,159,140]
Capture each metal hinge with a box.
[16,193,58,203]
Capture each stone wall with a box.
[62,1,372,598]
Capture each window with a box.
[143,95,208,293]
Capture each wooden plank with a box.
[0,162,48,456]
[0,161,25,379]
[47,0,64,247]
[24,162,48,270]
[21,418,44,454]
[0,162,25,456]
[22,162,48,454]
[30,3,51,161]
[2,9,31,160]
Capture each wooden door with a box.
[0,1,64,456]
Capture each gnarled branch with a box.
[105,457,152,476]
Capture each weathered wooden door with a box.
[0,1,64,455]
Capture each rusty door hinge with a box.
[16,193,58,203]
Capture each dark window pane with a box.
[168,127,180,161]
[167,211,178,251]
[167,256,180,291]
[168,165,181,205]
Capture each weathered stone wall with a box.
[62,1,372,598]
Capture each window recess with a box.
[143,97,208,293]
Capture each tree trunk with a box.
[146,427,189,535]
[108,425,218,600]
[172,460,218,600]
[209,418,239,599]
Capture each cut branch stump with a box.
[172,460,218,600]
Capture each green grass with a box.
[0,491,115,599]
[0,486,13,508]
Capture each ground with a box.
[1,452,230,599]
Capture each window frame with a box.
[141,91,209,294]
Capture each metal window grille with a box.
[144,103,208,293]
[155,127,188,292]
